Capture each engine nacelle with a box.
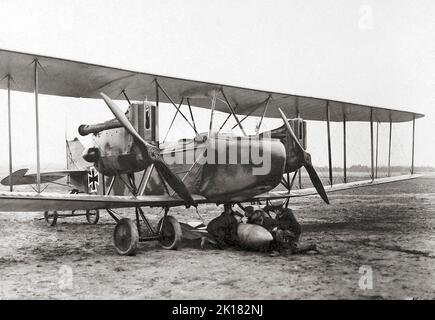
[79,101,159,176]
[265,118,307,173]
[78,101,158,142]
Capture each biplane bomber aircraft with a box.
[0,49,424,255]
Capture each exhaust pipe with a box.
[78,118,122,136]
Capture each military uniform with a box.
[246,209,277,231]
[263,207,302,254]
[206,212,239,248]
[275,208,301,242]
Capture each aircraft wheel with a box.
[157,216,182,250]
[113,218,139,256]
[44,211,58,226]
[86,209,100,225]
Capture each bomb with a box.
[237,223,273,250]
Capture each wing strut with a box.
[370,108,374,181]
[220,88,247,136]
[326,101,333,186]
[34,59,42,193]
[122,89,131,104]
[388,119,392,177]
[411,114,416,175]
[0,74,14,191]
[217,103,239,134]
[375,121,379,178]
[163,97,184,143]
[187,98,197,133]
[343,108,347,183]
[208,90,217,136]
[155,78,160,144]
[155,80,202,140]
[232,97,270,129]
[296,105,302,189]
[255,95,271,135]
[7,75,13,191]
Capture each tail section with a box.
[66,137,89,170]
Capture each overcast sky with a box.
[0,0,434,177]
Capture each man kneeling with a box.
[264,206,318,256]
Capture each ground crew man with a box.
[206,210,239,248]
[264,205,318,256]
[245,206,277,232]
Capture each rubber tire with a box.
[113,218,139,256]
[44,211,58,227]
[157,216,182,250]
[86,209,100,225]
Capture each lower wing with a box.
[0,174,421,212]
[0,191,207,212]
[252,174,422,202]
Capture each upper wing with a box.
[0,168,87,186]
[0,191,207,212]
[252,174,422,202]
[0,48,423,123]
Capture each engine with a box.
[263,118,306,173]
[79,102,158,176]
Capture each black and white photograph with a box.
[0,0,434,304]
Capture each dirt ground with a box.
[1,175,435,299]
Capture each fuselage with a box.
[79,103,305,203]
[83,128,291,202]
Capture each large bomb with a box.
[237,223,273,250]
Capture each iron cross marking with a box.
[88,167,99,193]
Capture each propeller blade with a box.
[278,108,329,204]
[304,163,329,204]
[100,93,150,151]
[277,108,305,154]
[153,160,195,206]
[100,93,195,206]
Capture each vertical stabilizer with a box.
[66,137,89,170]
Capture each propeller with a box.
[100,93,195,207]
[278,108,329,204]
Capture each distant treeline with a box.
[315,165,435,172]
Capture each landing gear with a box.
[44,211,58,226]
[110,206,182,256]
[86,209,100,225]
[113,218,139,256]
[157,215,182,250]
[106,173,184,256]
